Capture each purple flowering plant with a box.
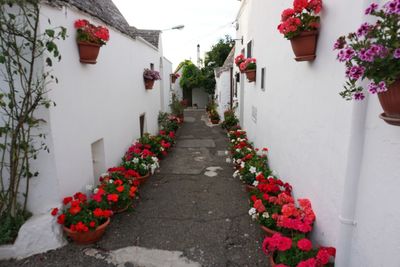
[143,68,161,81]
[334,1,400,100]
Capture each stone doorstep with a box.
[0,213,66,260]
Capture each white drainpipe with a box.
[336,2,377,265]
[336,98,368,266]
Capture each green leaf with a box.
[0,54,5,64]
[45,29,55,38]
[45,57,52,66]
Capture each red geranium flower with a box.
[116,185,125,192]
[51,208,59,216]
[107,194,119,202]
[63,196,73,205]
[89,221,96,228]
[57,214,65,224]
[297,238,313,251]
[69,206,81,215]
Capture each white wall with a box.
[215,71,231,116]
[235,0,400,266]
[192,88,208,109]
[161,56,173,113]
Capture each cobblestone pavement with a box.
[0,109,267,267]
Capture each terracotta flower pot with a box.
[245,184,257,192]
[177,114,184,124]
[378,79,400,126]
[211,119,220,124]
[77,41,101,64]
[144,79,155,90]
[135,172,150,185]
[290,30,318,62]
[260,225,279,237]
[111,202,131,214]
[63,217,110,245]
[245,69,256,82]
[171,75,177,84]
[269,254,276,267]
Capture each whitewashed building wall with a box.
[215,71,231,117]
[0,3,170,259]
[235,0,400,266]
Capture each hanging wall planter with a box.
[77,42,101,64]
[290,31,318,61]
[378,79,400,126]
[143,68,161,90]
[335,2,400,126]
[245,69,256,82]
[144,79,155,90]
[277,1,322,62]
[74,19,109,64]
[170,73,180,84]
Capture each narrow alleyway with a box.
[1,110,266,267]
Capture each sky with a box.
[113,0,242,69]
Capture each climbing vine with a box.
[0,0,66,244]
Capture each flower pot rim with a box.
[291,30,319,38]
[244,69,256,73]
[63,217,110,234]
[77,41,102,47]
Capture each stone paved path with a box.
[0,110,267,267]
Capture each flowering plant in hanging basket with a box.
[51,192,113,244]
[235,54,246,72]
[278,0,322,61]
[170,73,180,83]
[74,19,109,64]
[263,233,336,267]
[143,68,161,89]
[239,58,257,82]
[334,1,400,126]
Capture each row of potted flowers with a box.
[50,114,182,244]
[225,126,335,266]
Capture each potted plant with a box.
[235,54,246,72]
[169,93,185,122]
[221,108,239,131]
[93,172,138,213]
[278,0,322,61]
[239,58,257,82]
[143,68,161,89]
[51,192,113,244]
[263,233,336,267]
[170,73,180,83]
[209,110,220,124]
[335,1,400,125]
[74,19,109,64]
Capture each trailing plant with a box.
[143,68,161,81]
[334,1,400,100]
[0,0,66,244]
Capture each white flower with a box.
[225,151,229,155]
[160,147,165,151]
[240,162,245,168]
[272,170,278,176]
[237,159,242,164]
[231,140,235,143]
[94,188,99,194]
[251,214,258,220]
[248,207,257,216]
[262,212,270,219]
[249,166,257,174]
[226,158,231,163]
[109,179,114,184]
[100,172,109,178]
[252,180,259,187]
[232,159,236,164]
[267,176,274,179]
[132,158,139,164]
[235,148,240,153]
[233,170,239,178]
[256,172,262,177]
[247,147,252,152]
[86,184,94,191]
[141,163,148,170]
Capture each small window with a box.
[261,67,265,91]
[247,40,252,58]
[150,63,154,70]
[139,114,145,137]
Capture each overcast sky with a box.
[113,0,241,69]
